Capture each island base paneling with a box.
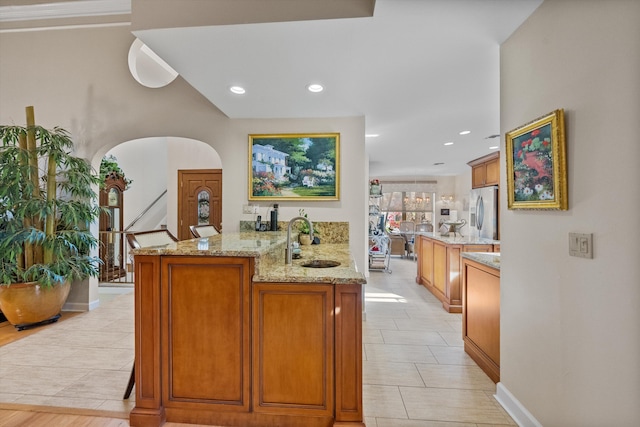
[416,235,494,313]
[130,253,364,427]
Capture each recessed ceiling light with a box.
[444,142,454,146]
[489,146,499,150]
[365,134,379,138]
[307,84,324,93]
[229,86,245,94]
[459,130,471,135]
[433,162,445,165]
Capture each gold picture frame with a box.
[248,133,340,201]
[506,109,567,210]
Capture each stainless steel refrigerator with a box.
[469,186,499,240]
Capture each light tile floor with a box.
[0,286,136,416]
[0,258,515,426]
[362,257,515,427]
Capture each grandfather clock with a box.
[99,172,127,281]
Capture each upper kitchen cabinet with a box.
[468,152,500,188]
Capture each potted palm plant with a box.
[0,106,102,330]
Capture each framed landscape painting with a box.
[248,133,340,201]
[506,109,567,210]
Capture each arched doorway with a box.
[96,136,222,283]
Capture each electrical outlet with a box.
[569,232,593,258]
[242,204,253,214]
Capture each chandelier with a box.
[403,192,430,210]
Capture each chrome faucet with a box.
[285,216,314,264]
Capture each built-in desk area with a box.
[129,231,366,427]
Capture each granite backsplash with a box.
[239,221,349,244]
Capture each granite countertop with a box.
[415,232,499,245]
[461,252,501,270]
[253,243,366,284]
[130,230,366,285]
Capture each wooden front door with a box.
[177,169,222,240]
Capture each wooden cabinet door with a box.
[419,237,434,286]
[161,256,251,412]
[471,164,486,188]
[485,158,500,186]
[469,152,500,188]
[433,242,447,295]
[462,260,500,382]
[252,283,334,417]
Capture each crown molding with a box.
[0,0,131,22]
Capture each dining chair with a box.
[123,228,178,399]
[190,224,220,238]
[398,222,416,260]
[126,229,178,249]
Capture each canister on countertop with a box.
[270,204,278,231]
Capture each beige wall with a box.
[499,0,640,425]
[0,24,368,307]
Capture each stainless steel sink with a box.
[301,260,341,268]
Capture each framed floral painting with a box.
[505,109,568,210]
[248,133,340,201]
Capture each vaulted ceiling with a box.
[1,0,543,178]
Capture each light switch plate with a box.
[569,232,593,258]
[242,204,253,214]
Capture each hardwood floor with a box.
[0,403,224,427]
[0,403,130,427]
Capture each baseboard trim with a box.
[495,382,543,427]
[63,298,100,312]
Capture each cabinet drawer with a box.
[463,244,493,252]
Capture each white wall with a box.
[453,168,473,230]
[499,1,640,425]
[108,137,168,230]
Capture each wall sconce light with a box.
[440,194,454,204]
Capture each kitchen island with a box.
[461,252,500,382]
[129,231,366,427]
[415,233,499,313]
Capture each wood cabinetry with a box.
[130,254,364,427]
[468,152,500,188]
[417,237,434,286]
[253,283,334,418]
[462,258,500,382]
[416,236,494,313]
